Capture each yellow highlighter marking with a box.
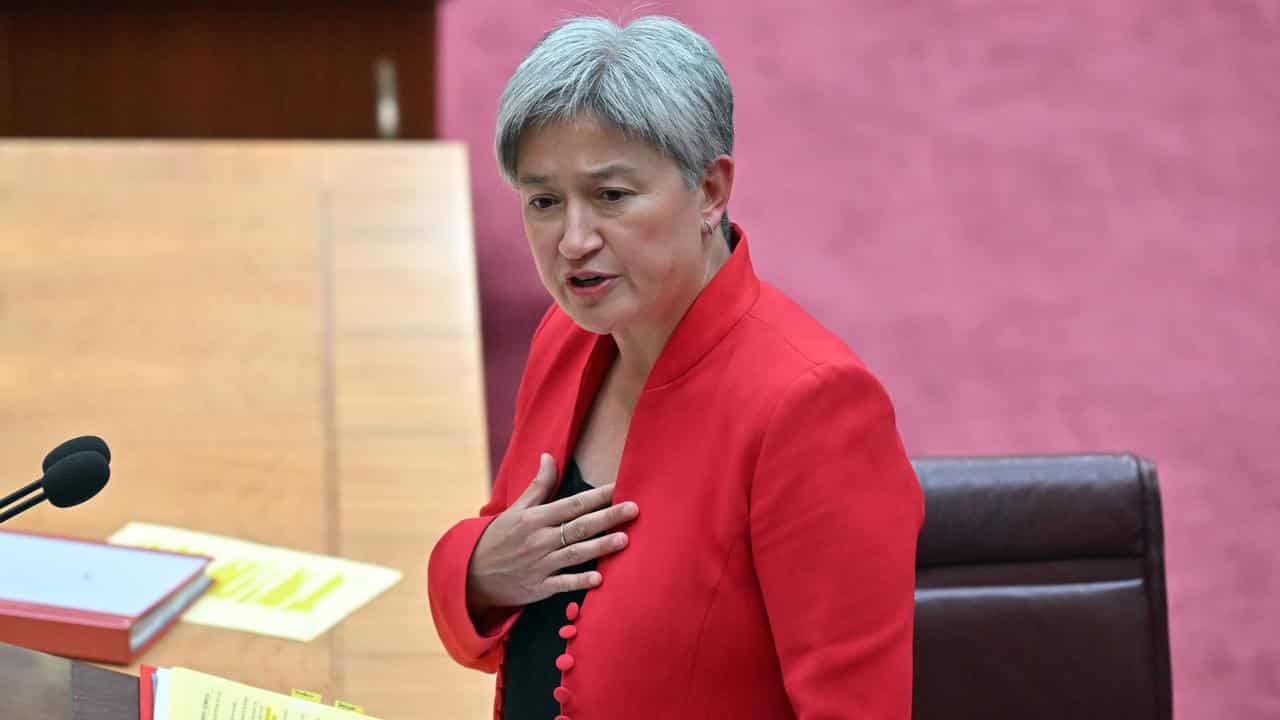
[257,570,309,608]
[209,560,260,598]
[286,572,345,612]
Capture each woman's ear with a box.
[700,155,735,229]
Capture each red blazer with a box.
[429,229,924,719]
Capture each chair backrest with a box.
[910,454,1172,720]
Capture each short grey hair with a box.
[496,15,735,233]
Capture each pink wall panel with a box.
[439,2,1280,716]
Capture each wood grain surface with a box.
[0,140,494,719]
[0,5,437,139]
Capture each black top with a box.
[501,458,596,720]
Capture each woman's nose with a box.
[559,205,602,260]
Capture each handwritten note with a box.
[109,522,401,642]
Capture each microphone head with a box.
[42,451,111,508]
[42,435,111,472]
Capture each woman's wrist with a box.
[468,595,516,635]
[466,576,510,634]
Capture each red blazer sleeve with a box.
[427,512,512,671]
[750,363,924,719]
[426,306,557,672]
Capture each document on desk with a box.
[109,522,401,642]
[152,667,380,720]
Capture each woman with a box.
[428,16,923,720]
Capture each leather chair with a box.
[911,454,1173,720]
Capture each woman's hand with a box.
[466,453,638,625]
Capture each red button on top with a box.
[559,625,578,640]
[555,653,576,671]
[565,602,580,621]
[554,686,571,704]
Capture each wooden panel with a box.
[4,641,149,720]
[325,142,493,720]
[3,3,435,138]
[4,642,74,720]
[0,15,10,134]
[0,141,490,719]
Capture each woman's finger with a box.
[535,570,603,600]
[533,481,616,526]
[543,532,629,573]
[559,501,639,545]
[509,453,558,511]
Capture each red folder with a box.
[139,664,157,720]
[0,529,213,665]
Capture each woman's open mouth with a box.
[567,274,617,296]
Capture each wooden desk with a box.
[0,141,494,719]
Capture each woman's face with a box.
[515,116,718,338]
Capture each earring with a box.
[702,219,713,236]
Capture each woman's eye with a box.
[600,189,628,203]
[529,196,557,210]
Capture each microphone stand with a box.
[0,479,45,524]
[0,493,47,524]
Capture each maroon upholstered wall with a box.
[438,3,1280,716]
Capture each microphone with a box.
[1,436,112,515]
[43,435,112,472]
[0,450,111,524]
